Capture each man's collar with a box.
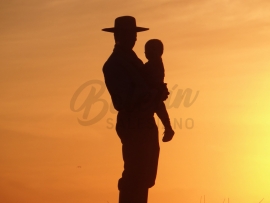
[113,44,138,60]
[114,44,135,55]
[113,44,142,66]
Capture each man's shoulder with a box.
[102,51,122,72]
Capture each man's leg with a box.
[116,124,159,203]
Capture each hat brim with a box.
[102,27,149,33]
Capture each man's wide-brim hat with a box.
[102,16,149,33]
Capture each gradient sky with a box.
[1,0,270,203]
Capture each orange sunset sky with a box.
[1,0,270,203]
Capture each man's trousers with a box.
[116,115,160,191]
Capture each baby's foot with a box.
[162,128,175,142]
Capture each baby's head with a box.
[145,39,163,61]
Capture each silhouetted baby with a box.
[143,39,175,142]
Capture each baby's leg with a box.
[155,102,175,142]
[155,102,171,129]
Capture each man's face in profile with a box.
[115,30,137,50]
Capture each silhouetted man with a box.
[102,16,168,203]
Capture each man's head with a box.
[145,39,164,60]
[102,16,149,50]
[114,30,137,50]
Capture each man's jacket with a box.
[103,45,156,113]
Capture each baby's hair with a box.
[145,39,164,56]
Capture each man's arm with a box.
[103,59,168,112]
